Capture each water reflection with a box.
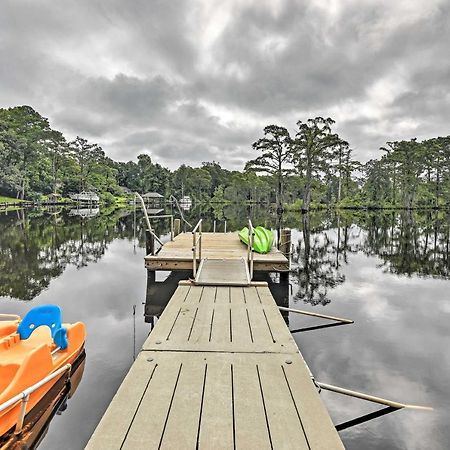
[0,351,86,450]
[290,210,450,307]
[0,208,144,300]
[0,206,449,449]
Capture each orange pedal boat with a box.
[0,305,86,437]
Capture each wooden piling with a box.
[174,218,181,237]
[279,228,291,280]
[145,229,155,256]
[280,228,291,258]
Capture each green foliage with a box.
[0,195,24,203]
[292,117,344,211]
[1,106,449,211]
[100,191,116,205]
[363,137,450,209]
[245,125,294,207]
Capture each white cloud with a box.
[1,0,449,168]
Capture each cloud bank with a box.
[1,0,449,169]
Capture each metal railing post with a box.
[15,394,29,433]
[192,219,203,277]
[192,237,196,277]
[170,215,174,241]
[247,219,255,280]
[199,221,202,260]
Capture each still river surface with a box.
[0,204,449,449]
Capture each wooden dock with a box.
[86,284,344,449]
[144,232,289,272]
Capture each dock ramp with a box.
[194,258,250,286]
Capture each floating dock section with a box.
[87,283,344,449]
[144,232,289,273]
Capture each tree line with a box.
[1,106,449,210]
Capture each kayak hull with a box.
[239,226,274,254]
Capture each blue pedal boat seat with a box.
[17,304,68,349]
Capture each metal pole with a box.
[199,221,202,260]
[170,215,174,241]
[135,193,163,247]
[192,234,196,277]
[15,394,29,433]
[0,314,20,321]
[213,220,216,233]
[250,230,254,279]
[224,220,227,233]
[316,382,433,411]
[278,306,353,324]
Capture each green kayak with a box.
[239,226,274,254]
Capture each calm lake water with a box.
[0,205,449,449]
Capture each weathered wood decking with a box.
[144,232,289,272]
[86,285,344,449]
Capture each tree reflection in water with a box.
[290,209,450,306]
[0,207,145,300]
[1,206,448,303]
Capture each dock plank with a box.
[159,360,205,450]
[84,355,158,450]
[87,283,344,450]
[120,357,182,450]
[167,287,202,342]
[188,287,215,344]
[258,360,310,450]
[233,359,272,450]
[198,359,234,450]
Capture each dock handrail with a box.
[213,220,227,233]
[169,195,192,228]
[134,193,164,253]
[247,219,255,280]
[192,219,203,277]
[0,363,72,433]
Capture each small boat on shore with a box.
[239,226,274,254]
[0,305,86,437]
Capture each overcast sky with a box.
[1,0,449,170]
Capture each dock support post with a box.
[280,228,291,258]
[146,229,155,256]
[174,219,181,237]
[279,228,291,281]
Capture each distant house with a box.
[70,191,100,203]
[142,192,164,203]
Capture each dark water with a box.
[0,205,449,449]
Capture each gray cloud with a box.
[1,0,449,169]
